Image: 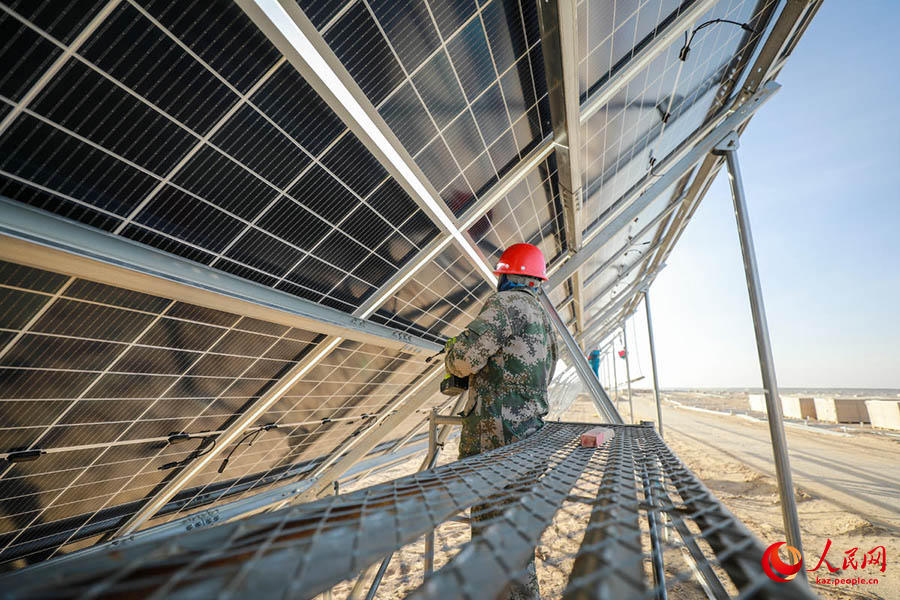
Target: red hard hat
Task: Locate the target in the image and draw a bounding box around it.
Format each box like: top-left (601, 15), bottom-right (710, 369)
top-left (494, 243), bottom-right (547, 280)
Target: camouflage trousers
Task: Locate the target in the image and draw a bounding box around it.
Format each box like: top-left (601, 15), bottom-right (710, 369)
top-left (469, 472), bottom-right (542, 600)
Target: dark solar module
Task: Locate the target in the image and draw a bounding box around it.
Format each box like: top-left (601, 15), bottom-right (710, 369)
top-left (399, 211), bottom-right (441, 248)
top-left (446, 18), bottom-right (496, 101)
top-left (281, 256), bottom-right (349, 299)
top-left (32, 298), bottom-right (157, 342)
top-left (500, 56), bottom-right (536, 114)
top-left (31, 59), bottom-right (197, 176)
top-left (313, 231), bottom-right (372, 274)
top-left (471, 83), bottom-right (510, 145)
top-left (254, 196), bottom-right (333, 252)
top-left (222, 228), bottom-right (305, 277)
top-left (366, 179), bottom-right (430, 233)
top-left (428, 0), bottom-right (477, 39)
top-left (250, 62), bottom-right (346, 156)
top-left (463, 151), bottom-right (498, 199)
top-left (440, 176), bottom-right (474, 217)
top-left (377, 232), bottom-right (419, 268)
top-left (0, 180), bottom-right (120, 232)
top-left (380, 82), bottom-right (438, 156)
top-left (410, 51), bottom-right (467, 130)
top-left (209, 104), bottom-right (312, 189)
top-left (285, 163), bottom-right (358, 227)
top-left (4, 0), bottom-right (105, 44)
top-left (368, 0), bottom-right (441, 73)
top-left (80, 2), bottom-right (238, 135)
top-left (325, 2), bottom-right (406, 106)
top-left (0, 14), bottom-right (62, 102)
top-left (329, 273), bottom-right (378, 307)
top-left (119, 224), bottom-right (219, 265)
top-left (169, 144), bottom-right (279, 221)
top-left (139, 0), bottom-right (281, 93)
top-left (295, 0), bottom-right (347, 30)
top-left (65, 279), bottom-right (170, 312)
top-left (488, 130), bottom-right (520, 178)
top-left (5, 335), bottom-right (122, 373)
top-left (442, 111), bottom-right (484, 171)
top-left (0, 263), bottom-right (66, 294)
top-left (319, 132), bottom-right (388, 197)
top-left (340, 204), bottom-right (394, 253)
top-left (481, 0), bottom-right (530, 72)
top-left (417, 137), bottom-right (459, 192)
top-left (214, 259), bottom-right (281, 288)
top-left (0, 115), bottom-right (158, 218)
top-left (352, 252), bottom-right (397, 288)
top-left (130, 186), bottom-right (246, 255)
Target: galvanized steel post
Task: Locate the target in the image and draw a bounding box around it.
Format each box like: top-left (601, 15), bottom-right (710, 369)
top-left (623, 324), bottom-right (634, 424)
top-left (538, 288), bottom-right (623, 423)
top-left (643, 290), bottom-right (664, 438)
top-left (713, 131), bottom-right (804, 561)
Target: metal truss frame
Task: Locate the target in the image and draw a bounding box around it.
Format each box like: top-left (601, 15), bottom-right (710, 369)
top-left (0, 423), bottom-right (818, 600)
top-left (0, 199), bottom-right (440, 355)
top-left (0, 0), bottom-right (818, 559)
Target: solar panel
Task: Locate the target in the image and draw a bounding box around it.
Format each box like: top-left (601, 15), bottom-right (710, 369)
top-left (0, 0), bottom-right (814, 573)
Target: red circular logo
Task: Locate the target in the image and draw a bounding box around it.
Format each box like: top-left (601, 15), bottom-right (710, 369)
top-left (762, 542), bottom-right (803, 582)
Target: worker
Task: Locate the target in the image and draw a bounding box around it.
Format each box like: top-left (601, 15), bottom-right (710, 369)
top-left (444, 242), bottom-right (558, 600)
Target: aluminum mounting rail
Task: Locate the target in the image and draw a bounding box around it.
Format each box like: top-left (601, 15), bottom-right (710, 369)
top-left (548, 81), bottom-right (780, 292)
top-left (0, 198), bottom-right (441, 355)
top-left (537, 0), bottom-right (586, 337)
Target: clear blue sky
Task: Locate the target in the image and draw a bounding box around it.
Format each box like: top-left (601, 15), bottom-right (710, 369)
top-left (619, 1), bottom-right (900, 389)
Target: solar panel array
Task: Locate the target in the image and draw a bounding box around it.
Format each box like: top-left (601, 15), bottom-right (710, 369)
top-left (0, 0), bottom-right (807, 570)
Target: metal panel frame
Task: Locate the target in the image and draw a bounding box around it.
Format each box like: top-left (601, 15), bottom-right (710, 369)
top-left (537, 0), bottom-right (586, 337)
top-left (0, 199), bottom-right (441, 354)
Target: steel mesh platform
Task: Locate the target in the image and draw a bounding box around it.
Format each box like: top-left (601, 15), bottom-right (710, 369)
top-left (0, 422), bottom-right (815, 599)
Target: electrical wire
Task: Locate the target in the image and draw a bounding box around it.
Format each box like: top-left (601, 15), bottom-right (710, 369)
top-left (680, 19), bottom-right (755, 62)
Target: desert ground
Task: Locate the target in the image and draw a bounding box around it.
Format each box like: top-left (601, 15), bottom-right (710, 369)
top-left (332, 390), bottom-right (899, 599)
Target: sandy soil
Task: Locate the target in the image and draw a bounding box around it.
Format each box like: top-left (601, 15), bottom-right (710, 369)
top-left (330, 391), bottom-right (898, 599)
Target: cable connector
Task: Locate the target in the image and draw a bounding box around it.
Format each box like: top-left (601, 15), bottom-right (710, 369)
top-left (6, 449), bottom-right (45, 463)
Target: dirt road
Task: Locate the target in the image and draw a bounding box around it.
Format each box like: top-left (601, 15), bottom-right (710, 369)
top-left (635, 396), bottom-right (900, 531)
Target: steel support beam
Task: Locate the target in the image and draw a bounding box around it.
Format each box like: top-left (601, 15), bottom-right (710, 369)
top-left (537, 0), bottom-right (586, 337)
top-left (713, 132), bottom-right (804, 560)
top-left (642, 290), bottom-right (664, 439)
top-left (538, 288), bottom-right (622, 423)
top-left (579, 0), bottom-right (718, 125)
top-left (0, 198), bottom-right (439, 354)
top-left (295, 364), bottom-right (446, 502)
top-left (623, 324), bottom-right (634, 424)
top-left (549, 82), bottom-right (779, 292)
top-left (111, 336), bottom-right (344, 537)
top-left (237, 0), bottom-right (495, 282)
top-left (580, 267), bottom-right (664, 336)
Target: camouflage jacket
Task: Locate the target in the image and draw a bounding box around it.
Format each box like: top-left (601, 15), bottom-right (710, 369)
top-left (445, 287), bottom-right (558, 459)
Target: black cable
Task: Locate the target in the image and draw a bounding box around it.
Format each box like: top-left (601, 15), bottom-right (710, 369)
top-left (679, 18), bottom-right (755, 62)
top-left (159, 437), bottom-right (216, 471)
top-left (217, 424), bottom-right (278, 474)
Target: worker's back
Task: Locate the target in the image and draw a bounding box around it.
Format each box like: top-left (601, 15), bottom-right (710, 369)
top-left (445, 286), bottom-right (557, 459)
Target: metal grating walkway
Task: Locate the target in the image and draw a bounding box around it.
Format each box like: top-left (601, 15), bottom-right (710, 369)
top-left (0, 422), bottom-right (815, 599)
